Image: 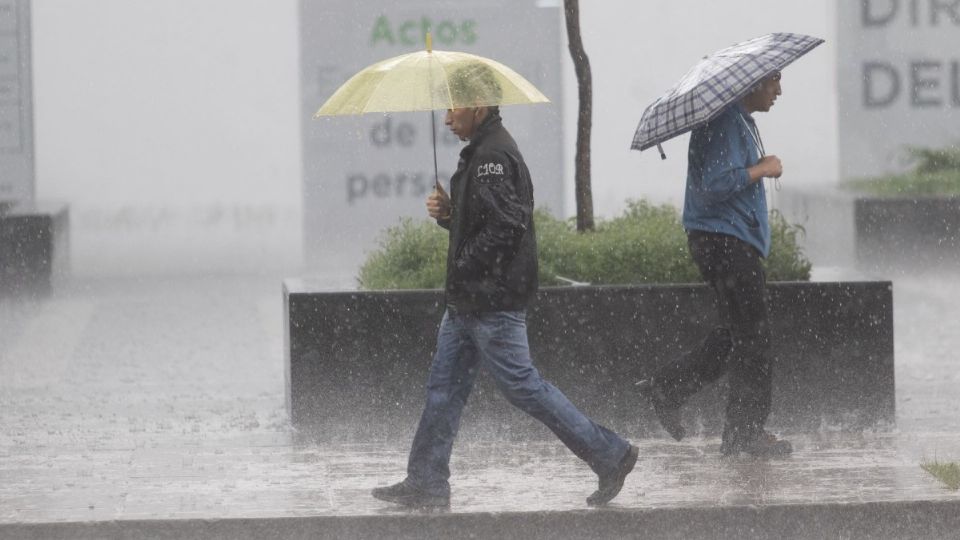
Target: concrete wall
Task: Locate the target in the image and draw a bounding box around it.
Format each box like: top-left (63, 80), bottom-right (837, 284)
top-left (837, 0), bottom-right (960, 180)
top-left (0, 0), bottom-right (35, 205)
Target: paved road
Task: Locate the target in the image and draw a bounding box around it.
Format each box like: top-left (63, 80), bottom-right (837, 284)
top-left (1, 270), bottom-right (957, 528)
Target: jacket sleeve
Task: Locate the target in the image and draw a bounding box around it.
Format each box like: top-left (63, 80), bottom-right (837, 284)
top-left (688, 112), bottom-right (752, 203)
top-left (454, 151), bottom-right (530, 277)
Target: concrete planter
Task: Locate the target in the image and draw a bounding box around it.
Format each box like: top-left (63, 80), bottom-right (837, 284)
top-left (780, 185), bottom-right (960, 271)
top-left (284, 280), bottom-right (894, 443)
top-left (854, 196), bottom-right (960, 267)
top-left (0, 202), bottom-right (70, 297)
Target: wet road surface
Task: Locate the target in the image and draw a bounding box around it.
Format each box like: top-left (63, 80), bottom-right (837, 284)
top-left (1, 271), bottom-right (958, 532)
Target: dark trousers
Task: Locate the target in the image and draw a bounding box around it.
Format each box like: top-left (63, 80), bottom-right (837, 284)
top-left (655, 230), bottom-right (772, 449)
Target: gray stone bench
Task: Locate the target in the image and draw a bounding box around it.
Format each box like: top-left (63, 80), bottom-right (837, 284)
top-left (780, 185), bottom-right (960, 271)
top-left (0, 202), bottom-right (69, 297)
top-left (284, 280), bottom-right (894, 442)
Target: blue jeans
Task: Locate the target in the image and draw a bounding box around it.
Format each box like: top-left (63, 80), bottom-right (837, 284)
top-left (405, 309), bottom-right (630, 496)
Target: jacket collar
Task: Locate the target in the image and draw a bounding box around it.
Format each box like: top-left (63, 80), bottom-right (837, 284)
top-left (457, 109), bottom-right (502, 169)
top-left (463, 110), bottom-right (502, 152)
top-left (734, 102), bottom-right (754, 122)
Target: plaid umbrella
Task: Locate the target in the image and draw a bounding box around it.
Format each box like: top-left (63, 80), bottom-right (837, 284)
top-left (631, 32), bottom-right (824, 158)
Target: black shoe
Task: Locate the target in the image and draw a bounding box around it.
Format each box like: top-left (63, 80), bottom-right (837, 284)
top-left (586, 445), bottom-right (639, 506)
top-left (721, 431), bottom-right (793, 458)
top-left (636, 379), bottom-right (686, 441)
top-left (371, 480), bottom-right (450, 508)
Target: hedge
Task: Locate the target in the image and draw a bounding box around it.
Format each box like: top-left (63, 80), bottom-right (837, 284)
top-left (358, 199), bottom-right (811, 289)
top-left (844, 146), bottom-right (960, 196)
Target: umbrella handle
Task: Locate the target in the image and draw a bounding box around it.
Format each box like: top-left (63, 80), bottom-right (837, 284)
top-left (431, 108), bottom-right (441, 191)
top-left (657, 143), bottom-right (666, 160)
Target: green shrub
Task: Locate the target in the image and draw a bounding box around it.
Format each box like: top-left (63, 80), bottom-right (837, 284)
top-left (844, 146), bottom-right (960, 196)
top-left (535, 201), bottom-right (700, 285)
top-left (921, 460), bottom-right (960, 490)
top-left (766, 210), bottom-right (814, 282)
top-left (358, 200), bottom-right (811, 290)
top-left (357, 217), bottom-right (447, 290)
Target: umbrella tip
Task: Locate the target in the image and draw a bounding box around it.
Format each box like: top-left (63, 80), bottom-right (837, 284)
top-left (426, 32), bottom-right (432, 53)
top-left (657, 143), bottom-right (666, 160)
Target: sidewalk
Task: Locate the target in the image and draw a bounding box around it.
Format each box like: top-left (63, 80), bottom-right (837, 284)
top-left (1, 271), bottom-right (958, 539)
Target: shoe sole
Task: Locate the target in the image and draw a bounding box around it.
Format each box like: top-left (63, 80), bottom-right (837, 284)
top-left (372, 490), bottom-right (449, 508)
top-left (721, 445), bottom-right (793, 459)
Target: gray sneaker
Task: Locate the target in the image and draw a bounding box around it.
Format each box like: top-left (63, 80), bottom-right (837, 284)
top-left (722, 431), bottom-right (793, 458)
top-left (636, 379), bottom-right (686, 441)
top-left (371, 480), bottom-right (450, 508)
top-left (586, 445), bottom-right (639, 506)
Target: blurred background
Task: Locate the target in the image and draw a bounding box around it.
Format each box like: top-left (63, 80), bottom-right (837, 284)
top-left (22, 0), bottom-right (842, 281)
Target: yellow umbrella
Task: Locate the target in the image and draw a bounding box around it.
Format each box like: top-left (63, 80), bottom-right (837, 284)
top-left (314, 35), bottom-right (549, 116)
top-left (314, 34), bottom-right (549, 189)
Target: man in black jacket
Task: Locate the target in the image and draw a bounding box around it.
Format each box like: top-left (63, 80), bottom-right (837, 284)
top-left (372, 62), bottom-right (638, 508)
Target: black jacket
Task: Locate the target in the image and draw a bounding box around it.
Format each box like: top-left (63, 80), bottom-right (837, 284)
top-left (437, 112), bottom-right (538, 313)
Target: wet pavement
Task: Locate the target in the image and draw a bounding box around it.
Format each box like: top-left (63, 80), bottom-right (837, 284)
top-left (1, 270), bottom-right (959, 538)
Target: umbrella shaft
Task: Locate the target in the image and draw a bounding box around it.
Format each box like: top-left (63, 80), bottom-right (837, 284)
top-left (431, 109), bottom-right (440, 190)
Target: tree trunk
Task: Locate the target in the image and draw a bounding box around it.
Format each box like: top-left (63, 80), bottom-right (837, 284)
top-left (564, 0), bottom-right (594, 231)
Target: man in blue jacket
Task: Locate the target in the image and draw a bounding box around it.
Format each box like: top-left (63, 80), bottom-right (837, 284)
top-left (640, 71), bottom-right (792, 458)
top-left (372, 62), bottom-right (638, 508)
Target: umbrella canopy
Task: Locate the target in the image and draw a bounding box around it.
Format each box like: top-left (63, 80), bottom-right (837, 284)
top-left (314, 47), bottom-right (549, 116)
top-left (630, 32), bottom-right (824, 157)
top-left (314, 35), bottom-right (549, 191)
